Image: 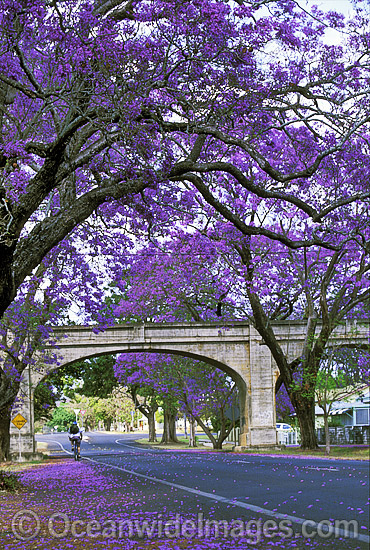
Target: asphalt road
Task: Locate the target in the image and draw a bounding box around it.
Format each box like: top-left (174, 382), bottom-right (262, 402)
top-left (36, 432), bottom-right (369, 548)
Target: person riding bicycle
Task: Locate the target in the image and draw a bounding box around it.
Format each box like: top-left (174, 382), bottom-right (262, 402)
top-left (68, 421), bottom-right (83, 458)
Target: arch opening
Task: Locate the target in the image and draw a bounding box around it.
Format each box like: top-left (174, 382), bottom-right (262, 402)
top-left (30, 348), bottom-right (248, 451)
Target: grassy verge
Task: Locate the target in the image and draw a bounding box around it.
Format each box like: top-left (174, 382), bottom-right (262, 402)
top-left (0, 461), bottom-right (45, 493)
top-left (37, 441), bottom-right (49, 453)
top-left (0, 454), bottom-right (50, 492)
top-left (134, 437), bottom-right (193, 450)
top-left (135, 437), bottom-right (233, 452)
top-left (135, 438), bottom-right (369, 460)
top-left (241, 445), bottom-right (369, 460)
top-left (0, 459), bottom-right (46, 473)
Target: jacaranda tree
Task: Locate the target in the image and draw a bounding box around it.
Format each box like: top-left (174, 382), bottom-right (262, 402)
top-left (114, 219), bottom-right (369, 449)
top-left (0, 1), bottom-right (369, 454)
top-left (114, 352), bottom-right (238, 449)
top-left (1, 0), bottom-right (369, 316)
top-left (0, 237), bottom-right (113, 460)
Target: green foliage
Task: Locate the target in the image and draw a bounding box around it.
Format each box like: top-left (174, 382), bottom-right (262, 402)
top-left (78, 356), bottom-right (118, 398)
top-left (46, 363), bottom-right (84, 400)
top-left (33, 381), bottom-right (59, 422)
top-left (43, 356), bottom-right (118, 401)
top-left (36, 354), bottom-right (130, 432)
top-left (0, 471), bottom-right (22, 492)
top-left (67, 395), bottom-right (99, 430)
top-left (327, 418), bottom-right (344, 428)
top-left (209, 414), bottom-right (229, 433)
top-left (316, 348), bottom-right (369, 411)
top-left (46, 405), bottom-right (75, 431)
top-left (68, 389), bottom-right (133, 430)
top-left (35, 355), bottom-right (120, 428)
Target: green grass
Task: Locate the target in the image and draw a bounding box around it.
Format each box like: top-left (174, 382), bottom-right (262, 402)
top-left (242, 445), bottom-right (369, 460)
top-left (135, 436), bottom-right (234, 451)
top-left (0, 456), bottom-right (51, 492)
top-left (134, 437), bottom-right (191, 449)
top-left (0, 459), bottom-right (46, 472)
top-left (135, 438), bottom-right (368, 460)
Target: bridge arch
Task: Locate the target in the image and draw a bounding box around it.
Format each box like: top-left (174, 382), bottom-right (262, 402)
top-left (32, 343), bottom-right (250, 455)
top-left (10, 320), bottom-right (369, 457)
top-left (43, 347), bottom-right (244, 382)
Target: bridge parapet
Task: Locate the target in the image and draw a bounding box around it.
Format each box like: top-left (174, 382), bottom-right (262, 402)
top-left (9, 319), bottom-right (369, 457)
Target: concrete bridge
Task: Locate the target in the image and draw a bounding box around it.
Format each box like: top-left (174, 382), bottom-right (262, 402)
top-left (10, 320), bottom-right (369, 457)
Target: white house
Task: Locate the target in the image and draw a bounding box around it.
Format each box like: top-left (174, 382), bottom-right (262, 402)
top-left (315, 385), bottom-right (370, 428)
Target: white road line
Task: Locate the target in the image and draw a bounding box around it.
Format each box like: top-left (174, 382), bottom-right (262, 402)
top-left (82, 454), bottom-right (369, 544)
top-left (115, 439), bottom-right (156, 451)
top-left (42, 440), bottom-right (73, 456)
top-left (41, 439), bottom-right (369, 544)
top-left (307, 467), bottom-right (339, 471)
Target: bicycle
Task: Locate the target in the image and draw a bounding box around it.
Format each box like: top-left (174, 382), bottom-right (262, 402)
top-left (71, 436), bottom-right (81, 461)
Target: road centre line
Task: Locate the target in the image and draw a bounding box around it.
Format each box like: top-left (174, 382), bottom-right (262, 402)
top-left (83, 455), bottom-right (369, 544)
top-left (42, 440), bottom-right (369, 545)
top-left (306, 467), bottom-right (339, 471)
top-left (115, 439), bottom-right (157, 452)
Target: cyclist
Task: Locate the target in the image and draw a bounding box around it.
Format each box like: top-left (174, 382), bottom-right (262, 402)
top-left (68, 421), bottom-right (83, 458)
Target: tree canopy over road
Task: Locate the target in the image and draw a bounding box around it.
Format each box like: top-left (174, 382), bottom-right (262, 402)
top-left (0, 0), bottom-right (369, 458)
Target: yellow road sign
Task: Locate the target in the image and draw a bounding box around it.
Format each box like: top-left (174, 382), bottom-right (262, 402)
top-left (12, 413), bottom-right (27, 430)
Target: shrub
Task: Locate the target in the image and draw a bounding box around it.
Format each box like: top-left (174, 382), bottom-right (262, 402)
top-left (0, 470), bottom-right (22, 492)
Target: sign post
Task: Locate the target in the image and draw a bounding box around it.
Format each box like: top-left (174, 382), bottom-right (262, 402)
top-left (73, 409), bottom-right (80, 423)
top-left (12, 414), bottom-right (27, 461)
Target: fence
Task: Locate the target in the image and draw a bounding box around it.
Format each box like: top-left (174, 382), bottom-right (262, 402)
top-left (277, 430), bottom-right (300, 445)
top-left (316, 426), bottom-right (369, 445)
top-left (222, 428), bottom-right (300, 446)
top-left (201, 426), bottom-right (369, 446)
top-left (224, 427), bottom-right (240, 445)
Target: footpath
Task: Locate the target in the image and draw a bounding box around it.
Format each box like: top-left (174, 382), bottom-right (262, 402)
top-left (0, 458), bottom-right (197, 550)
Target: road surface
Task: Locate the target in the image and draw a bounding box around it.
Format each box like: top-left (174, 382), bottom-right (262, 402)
top-left (36, 432), bottom-right (369, 549)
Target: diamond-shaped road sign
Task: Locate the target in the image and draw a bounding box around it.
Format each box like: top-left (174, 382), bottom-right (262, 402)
top-left (12, 413), bottom-right (27, 430)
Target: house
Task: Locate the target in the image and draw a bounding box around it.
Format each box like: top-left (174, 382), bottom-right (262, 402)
top-left (315, 384), bottom-right (370, 428)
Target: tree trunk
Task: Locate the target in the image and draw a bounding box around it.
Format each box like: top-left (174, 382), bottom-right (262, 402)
top-left (160, 409), bottom-right (178, 444)
top-left (213, 438), bottom-right (223, 450)
top-left (0, 367), bottom-right (21, 461)
top-left (242, 255), bottom-right (324, 451)
top-left (324, 413), bottom-right (330, 455)
top-left (0, 407), bottom-right (11, 461)
top-left (130, 389), bottom-right (158, 442)
top-left (147, 411), bottom-right (157, 443)
top-left (293, 396), bottom-right (318, 449)
top-left (105, 419), bottom-right (111, 431)
top-left (0, 241), bottom-right (16, 319)
top-left (188, 412), bottom-right (232, 450)
top-left (214, 422), bottom-right (232, 449)
top-left (136, 404), bottom-right (158, 442)
top-left (188, 417), bottom-right (197, 447)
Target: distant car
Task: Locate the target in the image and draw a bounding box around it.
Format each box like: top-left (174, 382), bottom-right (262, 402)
top-left (276, 423), bottom-right (293, 432)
